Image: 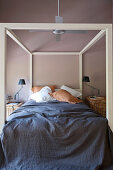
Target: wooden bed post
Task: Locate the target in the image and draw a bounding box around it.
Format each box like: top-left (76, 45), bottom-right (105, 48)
top-left (80, 30), bottom-right (105, 54)
top-left (79, 53), bottom-right (82, 94)
top-left (106, 26), bottom-right (113, 131)
top-left (32, 52), bottom-right (79, 55)
top-left (6, 29), bottom-right (31, 54)
top-left (0, 26), bottom-right (6, 132)
top-left (0, 23), bottom-right (112, 132)
top-left (30, 53), bottom-right (33, 90)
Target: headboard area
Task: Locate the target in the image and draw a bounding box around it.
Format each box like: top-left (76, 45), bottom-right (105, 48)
top-left (33, 54), bottom-right (79, 89)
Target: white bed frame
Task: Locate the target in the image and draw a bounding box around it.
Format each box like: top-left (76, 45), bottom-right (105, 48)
top-left (0, 23), bottom-right (112, 132)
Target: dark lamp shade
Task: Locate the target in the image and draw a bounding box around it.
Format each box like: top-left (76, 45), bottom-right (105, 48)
top-left (18, 79), bottom-right (26, 85)
top-left (82, 76), bottom-right (90, 82)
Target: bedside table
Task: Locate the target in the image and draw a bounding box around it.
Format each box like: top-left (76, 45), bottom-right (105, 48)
top-left (85, 96), bottom-right (106, 117)
top-left (6, 102), bottom-right (23, 119)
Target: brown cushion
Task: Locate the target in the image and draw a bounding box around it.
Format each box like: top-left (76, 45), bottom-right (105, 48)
top-left (49, 89), bottom-right (82, 104)
top-left (32, 85), bottom-right (56, 93)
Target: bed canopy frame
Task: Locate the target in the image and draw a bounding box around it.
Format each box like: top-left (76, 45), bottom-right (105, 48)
top-left (0, 23), bottom-right (112, 132)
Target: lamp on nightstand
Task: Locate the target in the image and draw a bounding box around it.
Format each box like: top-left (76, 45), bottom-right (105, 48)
top-left (82, 76), bottom-right (100, 96)
top-left (14, 79), bottom-right (26, 102)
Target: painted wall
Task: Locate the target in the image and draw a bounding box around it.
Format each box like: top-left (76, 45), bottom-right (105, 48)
top-left (82, 36), bottom-right (106, 97)
top-left (33, 55), bottom-right (79, 88)
top-left (6, 36), bottom-right (30, 102)
top-left (0, 0), bottom-right (112, 23)
top-left (0, 0), bottom-right (112, 101)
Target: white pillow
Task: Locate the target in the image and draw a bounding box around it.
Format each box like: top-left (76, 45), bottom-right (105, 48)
top-left (29, 86), bottom-right (54, 102)
top-left (60, 85), bottom-right (82, 98)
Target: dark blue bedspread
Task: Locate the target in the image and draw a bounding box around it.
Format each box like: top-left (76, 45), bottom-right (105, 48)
top-left (0, 100), bottom-right (113, 170)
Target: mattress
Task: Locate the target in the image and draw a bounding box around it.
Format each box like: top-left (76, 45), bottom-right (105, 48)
top-left (0, 100), bottom-right (113, 170)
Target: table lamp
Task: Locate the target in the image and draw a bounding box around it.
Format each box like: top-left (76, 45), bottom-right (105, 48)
top-left (14, 79), bottom-right (26, 102)
top-left (82, 76), bottom-right (100, 96)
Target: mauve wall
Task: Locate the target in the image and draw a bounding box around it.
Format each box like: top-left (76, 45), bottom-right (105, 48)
top-left (82, 37), bottom-right (106, 97)
top-left (0, 0), bottom-right (112, 101)
top-left (33, 55), bottom-right (79, 88)
top-left (0, 0), bottom-right (112, 23)
top-left (6, 36), bottom-right (30, 102)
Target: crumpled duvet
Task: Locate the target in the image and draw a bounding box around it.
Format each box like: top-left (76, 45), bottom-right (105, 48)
top-left (0, 100), bottom-right (113, 170)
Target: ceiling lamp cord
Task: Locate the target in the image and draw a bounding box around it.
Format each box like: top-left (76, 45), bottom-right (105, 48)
top-left (58, 0), bottom-right (60, 16)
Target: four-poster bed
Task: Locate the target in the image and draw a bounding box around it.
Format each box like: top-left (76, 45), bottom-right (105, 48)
top-left (0, 23), bottom-right (112, 132)
top-left (0, 23), bottom-right (112, 169)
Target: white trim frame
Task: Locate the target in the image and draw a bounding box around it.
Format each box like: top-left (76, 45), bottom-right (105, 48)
top-left (106, 27), bottom-right (113, 130)
top-left (0, 26), bottom-right (6, 128)
top-left (80, 30), bottom-right (106, 55)
top-left (79, 53), bottom-right (82, 93)
top-left (30, 53), bottom-right (33, 90)
top-left (32, 52), bottom-right (79, 55)
top-left (0, 23), bottom-right (112, 132)
top-left (6, 29), bottom-right (32, 55)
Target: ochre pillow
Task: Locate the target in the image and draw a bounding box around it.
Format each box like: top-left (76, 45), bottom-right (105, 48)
top-left (32, 85), bottom-right (56, 93)
top-left (49, 89), bottom-right (82, 104)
